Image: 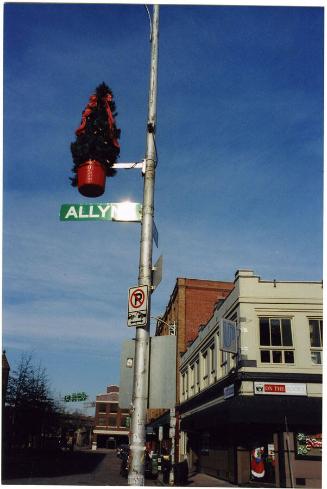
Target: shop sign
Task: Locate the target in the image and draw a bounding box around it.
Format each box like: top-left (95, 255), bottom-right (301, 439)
top-left (295, 433), bottom-right (322, 459)
top-left (254, 382), bottom-right (307, 396)
top-left (224, 384), bottom-right (235, 399)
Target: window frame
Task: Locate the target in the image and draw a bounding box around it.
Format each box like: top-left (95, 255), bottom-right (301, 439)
top-left (309, 318), bottom-right (323, 365)
top-left (98, 403), bottom-right (107, 414)
top-left (258, 317), bottom-right (295, 365)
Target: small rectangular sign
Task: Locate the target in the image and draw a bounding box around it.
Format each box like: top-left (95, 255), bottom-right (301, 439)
top-left (60, 203), bottom-right (142, 222)
top-left (219, 319), bottom-right (238, 354)
top-left (128, 285), bottom-right (149, 327)
top-left (254, 382), bottom-right (307, 396)
top-left (224, 384), bottom-right (235, 399)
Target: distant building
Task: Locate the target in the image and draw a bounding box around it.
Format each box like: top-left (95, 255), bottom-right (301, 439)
top-left (179, 270), bottom-right (322, 488)
top-left (93, 385), bottom-right (130, 449)
top-left (146, 278), bottom-right (234, 459)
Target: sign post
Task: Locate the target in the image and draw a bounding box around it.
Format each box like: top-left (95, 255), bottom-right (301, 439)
top-left (128, 5), bottom-right (159, 486)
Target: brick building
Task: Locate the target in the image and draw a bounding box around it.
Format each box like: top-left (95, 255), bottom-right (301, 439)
top-left (93, 385), bottom-right (130, 449)
top-left (147, 278), bottom-right (234, 460)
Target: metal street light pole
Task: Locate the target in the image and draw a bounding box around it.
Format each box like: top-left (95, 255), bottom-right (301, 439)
top-left (128, 5), bottom-right (159, 486)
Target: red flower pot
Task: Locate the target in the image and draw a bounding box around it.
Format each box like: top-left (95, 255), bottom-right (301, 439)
top-left (77, 160), bottom-right (106, 197)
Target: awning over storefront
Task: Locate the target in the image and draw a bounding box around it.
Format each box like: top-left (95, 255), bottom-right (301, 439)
top-left (180, 395), bottom-right (322, 432)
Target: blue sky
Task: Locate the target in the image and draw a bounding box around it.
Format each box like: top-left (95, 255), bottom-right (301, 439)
top-left (3, 3), bottom-right (323, 412)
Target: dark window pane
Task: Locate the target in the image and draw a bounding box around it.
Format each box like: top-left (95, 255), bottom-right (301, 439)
top-left (108, 415), bottom-right (116, 426)
top-left (309, 320), bottom-right (321, 347)
top-left (260, 318), bottom-right (270, 345)
top-left (320, 320), bottom-right (323, 345)
top-left (110, 403), bottom-right (118, 412)
top-left (261, 350), bottom-right (270, 363)
top-left (271, 319), bottom-right (282, 346)
top-left (284, 351), bottom-right (294, 364)
top-left (282, 319), bottom-right (293, 346)
top-left (120, 416), bottom-right (130, 427)
top-left (98, 403), bottom-right (106, 413)
top-left (272, 350), bottom-right (282, 363)
top-left (311, 351), bottom-right (322, 365)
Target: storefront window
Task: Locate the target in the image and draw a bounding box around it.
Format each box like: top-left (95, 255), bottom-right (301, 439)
top-left (295, 432), bottom-right (322, 460)
top-left (200, 432), bottom-right (210, 455)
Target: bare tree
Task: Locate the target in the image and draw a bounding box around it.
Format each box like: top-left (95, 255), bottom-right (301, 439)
top-left (4, 353), bottom-right (60, 449)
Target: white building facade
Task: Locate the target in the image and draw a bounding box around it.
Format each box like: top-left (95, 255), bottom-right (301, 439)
top-left (179, 270), bottom-right (322, 488)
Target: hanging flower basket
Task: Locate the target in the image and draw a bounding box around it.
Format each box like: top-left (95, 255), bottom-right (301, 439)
top-left (70, 82), bottom-right (121, 197)
top-left (77, 159), bottom-right (106, 197)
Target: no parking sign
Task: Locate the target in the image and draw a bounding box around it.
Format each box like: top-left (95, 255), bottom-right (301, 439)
top-left (127, 285), bottom-right (149, 327)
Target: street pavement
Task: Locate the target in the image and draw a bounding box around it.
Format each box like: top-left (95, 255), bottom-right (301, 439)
top-left (3, 448), bottom-right (128, 486)
top-left (2, 448), bottom-right (237, 487)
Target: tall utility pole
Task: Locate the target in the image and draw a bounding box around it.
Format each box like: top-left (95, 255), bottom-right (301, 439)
top-left (128, 5), bottom-right (159, 486)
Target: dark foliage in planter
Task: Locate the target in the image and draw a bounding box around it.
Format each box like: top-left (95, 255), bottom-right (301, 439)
top-left (70, 82), bottom-right (121, 186)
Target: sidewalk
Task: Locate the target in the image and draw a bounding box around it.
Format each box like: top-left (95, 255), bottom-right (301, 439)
top-left (154, 471), bottom-right (236, 487)
top-left (187, 471), bottom-right (236, 487)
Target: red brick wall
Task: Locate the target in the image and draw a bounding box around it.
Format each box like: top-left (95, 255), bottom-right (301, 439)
top-left (184, 280), bottom-right (233, 346)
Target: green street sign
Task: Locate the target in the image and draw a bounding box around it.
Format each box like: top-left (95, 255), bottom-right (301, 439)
top-left (60, 202), bottom-right (142, 222)
top-left (64, 392), bottom-right (88, 402)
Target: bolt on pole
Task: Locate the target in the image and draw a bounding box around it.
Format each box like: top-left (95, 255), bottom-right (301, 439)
top-left (128, 4), bottom-right (159, 486)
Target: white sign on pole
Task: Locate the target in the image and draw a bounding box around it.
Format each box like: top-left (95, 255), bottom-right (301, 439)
top-left (127, 285), bottom-right (149, 327)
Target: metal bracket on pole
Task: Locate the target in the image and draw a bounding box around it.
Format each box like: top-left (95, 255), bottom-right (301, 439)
top-left (112, 159), bottom-right (146, 174)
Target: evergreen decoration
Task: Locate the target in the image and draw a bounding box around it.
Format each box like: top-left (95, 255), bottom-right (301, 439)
top-left (70, 82), bottom-right (121, 186)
